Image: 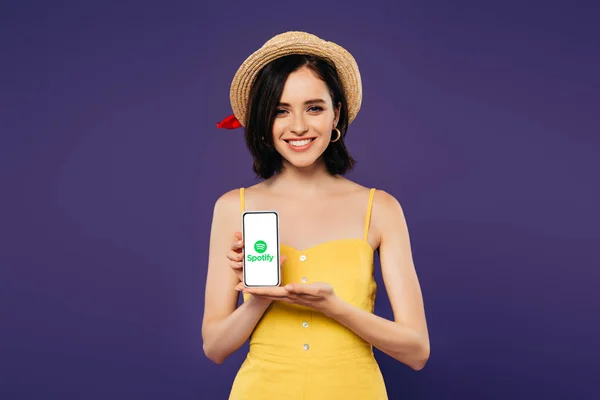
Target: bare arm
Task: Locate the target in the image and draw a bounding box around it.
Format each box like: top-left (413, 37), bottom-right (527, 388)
top-left (201, 190), bottom-right (272, 364)
top-left (325, 190), bottom-right (430, 370)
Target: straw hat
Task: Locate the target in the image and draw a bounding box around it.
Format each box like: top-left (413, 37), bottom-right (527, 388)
top-left (225, 31), bottom-right (363, 128)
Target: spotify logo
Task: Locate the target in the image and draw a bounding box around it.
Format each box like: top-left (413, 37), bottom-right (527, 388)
top-left (254, 240), bottom-right (267, 253)
top-left (247, 240), bottom-right (273, 263)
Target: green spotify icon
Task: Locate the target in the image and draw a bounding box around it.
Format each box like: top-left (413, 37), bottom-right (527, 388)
top-left (247, 239), bottom-right (274, 263)
top-left (254, 240), bottom-right (267, 253)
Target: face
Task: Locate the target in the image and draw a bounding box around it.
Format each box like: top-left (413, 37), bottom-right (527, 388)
top-left (272, 66), bottom-right (340, 170)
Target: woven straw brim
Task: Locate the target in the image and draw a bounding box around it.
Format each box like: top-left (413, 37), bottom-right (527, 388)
top-left (229, 31), bottom-right (362, 127)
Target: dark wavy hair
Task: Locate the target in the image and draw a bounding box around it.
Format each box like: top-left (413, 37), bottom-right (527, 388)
top-left (244, 54), bottom-right (356, 179)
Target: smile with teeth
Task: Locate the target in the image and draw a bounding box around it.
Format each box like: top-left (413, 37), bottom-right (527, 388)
top-left (285, 138), bottom-right (315, 147)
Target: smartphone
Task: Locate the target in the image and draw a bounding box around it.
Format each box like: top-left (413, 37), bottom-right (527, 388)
top-left (242, 211), bottom-right (280, 287)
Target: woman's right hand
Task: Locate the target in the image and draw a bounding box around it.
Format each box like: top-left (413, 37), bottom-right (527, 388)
top-left (226, 231), bottom-right (288, 292)
top-left (227, 232), bottom-right (244, 282)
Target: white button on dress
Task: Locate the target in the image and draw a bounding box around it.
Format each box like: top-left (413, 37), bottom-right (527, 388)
top-left (300, 255), bottom-right (307, 261)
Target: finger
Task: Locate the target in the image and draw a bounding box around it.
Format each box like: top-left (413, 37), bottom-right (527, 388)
top-left (242, 288), bottom-right (288, 297)
top-left (229, 259), bottom-right (243, 271)
top-left (230, 238), bottom-right (244, 251)
top-left (279, 254), bottom-right (287, 267)
top-left (234, 285), bottom-right (293, 303)
top-left (243, 287), bottom-right (289, 298)
top-left (284, 292), bottom-right (302, 301)
top-left (226, 249), bottom-right (243, 262)
top-left (236, 282), bottom-right (283, 292)
top-left (284, 283), bottom-right (321, 297)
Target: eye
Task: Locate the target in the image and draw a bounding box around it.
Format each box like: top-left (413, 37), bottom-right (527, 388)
top-left (308, 106), bottom-right (324, 113)
top-left (275, 109), bottom-right (288, 115)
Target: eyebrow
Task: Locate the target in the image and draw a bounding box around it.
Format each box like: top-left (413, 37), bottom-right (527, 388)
top-left (278, 99), bottom-right (327, 106)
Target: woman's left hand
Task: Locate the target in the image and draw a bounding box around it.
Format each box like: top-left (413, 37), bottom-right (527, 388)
top-left (235, 281), bottom-right (340, 315)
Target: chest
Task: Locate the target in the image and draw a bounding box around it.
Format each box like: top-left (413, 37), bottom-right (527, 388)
top-left (272, 199), bottom-right (367, 250)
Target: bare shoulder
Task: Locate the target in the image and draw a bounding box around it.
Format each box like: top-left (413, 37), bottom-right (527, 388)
top-left (212, 188), bottom-right (242, 216)
top-left (372, 189), bottom-right (404, 216)
top-left (371, 189), bottom-right (408, 240)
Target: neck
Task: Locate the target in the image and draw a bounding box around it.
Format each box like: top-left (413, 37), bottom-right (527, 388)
top-left (266, 159), bottom-right (340, 196)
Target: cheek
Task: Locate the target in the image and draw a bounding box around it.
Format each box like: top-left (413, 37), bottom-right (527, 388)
top-left (316, 112), bottom-right (335, 130)
top-left (271, 120), bottom-right (285, 138)
top-left (314, 120), bottom-right (333, 135)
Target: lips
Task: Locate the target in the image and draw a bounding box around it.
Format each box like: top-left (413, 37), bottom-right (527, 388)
top-left (283, 137), bottom-right (316, 152)
top-left (285, 138), bottom-right (315, 147)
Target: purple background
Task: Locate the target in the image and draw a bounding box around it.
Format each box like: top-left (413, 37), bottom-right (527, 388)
top-left (1, 1), bottom-right (599, 399)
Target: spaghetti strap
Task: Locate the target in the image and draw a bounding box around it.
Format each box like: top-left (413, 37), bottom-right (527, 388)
top-left (363, 188), bottom-right (376, 241)
top-left (239, 188), bottom-right (245, 213)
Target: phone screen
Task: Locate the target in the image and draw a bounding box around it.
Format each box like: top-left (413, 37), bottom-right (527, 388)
top-left (242, 211), bottom-right (280, 287)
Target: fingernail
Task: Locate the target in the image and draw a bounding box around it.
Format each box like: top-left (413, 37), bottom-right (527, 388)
top-left (237, 241), bottom-right (242, 246)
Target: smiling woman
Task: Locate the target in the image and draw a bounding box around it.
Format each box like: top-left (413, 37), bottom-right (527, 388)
top-left (244, 53), bottom-right (355, 179)
top-left (202, 31), bottom-right (430, 400)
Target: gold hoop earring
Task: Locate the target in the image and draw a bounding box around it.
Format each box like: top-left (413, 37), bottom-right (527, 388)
top-left (331, 128), bottom-right (341, 143)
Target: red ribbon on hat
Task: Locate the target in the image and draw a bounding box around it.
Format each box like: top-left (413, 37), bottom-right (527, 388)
top-left (216, 114), bottom-right (242, 129)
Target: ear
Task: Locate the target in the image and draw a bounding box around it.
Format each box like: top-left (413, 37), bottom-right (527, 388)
top-left (333, 102), bottom-right (342, 128)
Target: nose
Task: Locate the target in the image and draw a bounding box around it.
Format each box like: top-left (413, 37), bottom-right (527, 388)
top-left (289, 114), bottom-right (309, 135)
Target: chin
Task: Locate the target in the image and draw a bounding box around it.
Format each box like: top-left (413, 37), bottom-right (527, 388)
top-left (277, 151), bottom-right (323, 170)
top-left (287, 158), bottom-right (321, 169)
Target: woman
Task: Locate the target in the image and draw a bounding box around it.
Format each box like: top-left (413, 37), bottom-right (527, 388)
top-left (202, 31), bottom-right (429, 399)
